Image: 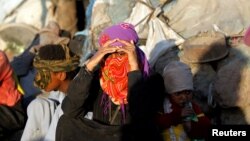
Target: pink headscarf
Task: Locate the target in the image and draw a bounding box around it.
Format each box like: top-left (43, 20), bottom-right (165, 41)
top-left (0, 51), bottom-right (22, 106)
top-left (98, 22), bottom-right (149, 77)
top-left (99, 23), bottom-right (149, 105)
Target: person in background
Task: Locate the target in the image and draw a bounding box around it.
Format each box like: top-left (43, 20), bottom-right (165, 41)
top-left (56, 22), bottom-right (150, 141)
top-left (20, 21), bottom-right (75, 141)
top-left (11, 21), bottom-right (71, 108)
top-left (21, 43), bottom-right (80, 141)
top-left (0, 50), bottom-right (26, 140)
top-left (155, 61), bottom-right (211, 141)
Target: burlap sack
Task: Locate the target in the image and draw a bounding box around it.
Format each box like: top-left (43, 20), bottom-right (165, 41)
top-left (214, 43), bottom-right (250, 108)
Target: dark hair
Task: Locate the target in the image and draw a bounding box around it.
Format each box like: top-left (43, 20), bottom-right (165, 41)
top-left (38, 44), bottom-right (80, 80)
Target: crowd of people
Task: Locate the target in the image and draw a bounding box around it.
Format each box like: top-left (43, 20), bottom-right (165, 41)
top-left (4, 20), bottom-right (249, 141)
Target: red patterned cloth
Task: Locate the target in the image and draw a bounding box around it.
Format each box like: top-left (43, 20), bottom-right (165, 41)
top-left (99, 23), bottom-right (149, 106)
top-left (0, 51), bottom-right (22, 106)
top-left (100, 53), bottom-right (129, 105)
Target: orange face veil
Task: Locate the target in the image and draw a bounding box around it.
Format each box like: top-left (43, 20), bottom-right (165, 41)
top-left (98, 23), bottom-right (149, 106)
top-left (100, 53), bottom-right (129, 105)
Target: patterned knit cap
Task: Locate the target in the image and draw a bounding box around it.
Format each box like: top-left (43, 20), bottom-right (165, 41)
top-left (163, 61), bottom-right (193, 94)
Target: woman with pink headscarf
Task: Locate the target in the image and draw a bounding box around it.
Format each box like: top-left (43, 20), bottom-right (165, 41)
top-left (56, 23), bottom-right (156, 141)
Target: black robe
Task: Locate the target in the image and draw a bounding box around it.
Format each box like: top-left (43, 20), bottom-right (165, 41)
top-left (56, 67), bottom-right (165, 141)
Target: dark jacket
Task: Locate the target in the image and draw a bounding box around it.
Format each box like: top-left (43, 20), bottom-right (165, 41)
top-left (121, 72), bottom-right (165, 141)
top-left (56, 67), bottom-right (144, 141)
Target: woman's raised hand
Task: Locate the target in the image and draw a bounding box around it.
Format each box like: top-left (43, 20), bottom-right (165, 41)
top-left (116, 39), bottom-right (139, 71)
top-left (85, 39), bottom-right (118, 72)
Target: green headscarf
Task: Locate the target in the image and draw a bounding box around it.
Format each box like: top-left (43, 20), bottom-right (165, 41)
top-left (33, 44), bottom-right (79, 89)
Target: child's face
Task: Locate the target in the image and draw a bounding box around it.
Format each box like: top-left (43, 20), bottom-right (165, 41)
top-left (170, 90), bottom-right (192, 107)
top-left (43, 72), bottom-right (62, 92)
